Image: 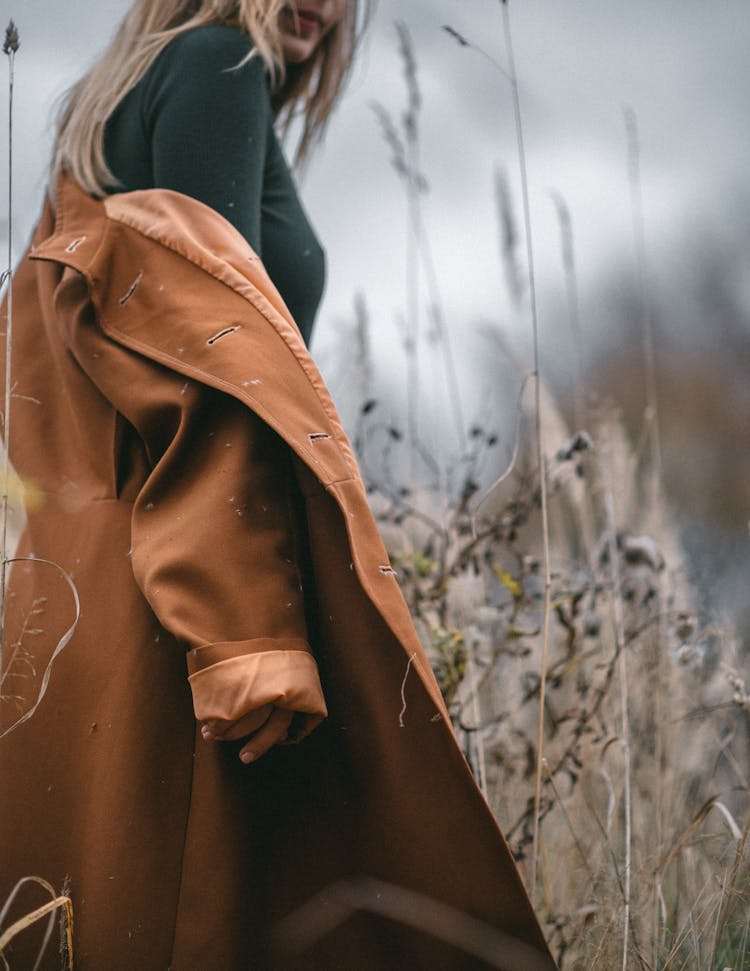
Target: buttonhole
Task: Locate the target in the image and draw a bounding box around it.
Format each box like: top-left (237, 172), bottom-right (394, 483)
top-left (65, 236), bottom-right (87, 253)
top-left (207, 324), bottom-right (241, 345)
top-left (118, 271), bottom-right (143, 305)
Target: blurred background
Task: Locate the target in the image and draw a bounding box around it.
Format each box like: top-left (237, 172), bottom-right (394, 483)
top-left (1, 0), bottom-right (748, 636)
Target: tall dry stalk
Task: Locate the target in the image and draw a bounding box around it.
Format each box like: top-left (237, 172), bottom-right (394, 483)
top-left (0, 557), bottom-right (81, 740)
top-left (398, 20), bottom-right (422, 465)
top-left (495, 167), bottom-right (523, 312)
top-left (549, 190), bottom-right (586, 431)
top-left (373, 24), bottom-right (466, 470)
top-left (624, 106), bottom-right (661, 483)
top-left (0, 20), bottom-right (19, 671)
top-left (498, 0), bottom-right (553, 901)
top-left (601, 461), bottom-right (633, 971)
top-left (414, 206), bottom-right (466, 455)
top-left (367, 14), bottom-right (750, 967)
top-left (708, 813), bottom-right (749, 969)
top-left (625, 106), bottom-right (672, 968)
top-left (0, 875), bottom-right (74, 970)
top-left (444, 0), bottom-right (556, 903)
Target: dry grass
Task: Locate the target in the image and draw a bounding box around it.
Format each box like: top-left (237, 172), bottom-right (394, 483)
top-left (351, 381), bottom-right (749, 969)
top-left (1, 6), bottom-right (747, 969)
top-left (0, 876), bottom-right (73, 971)
top-left (351, 8), bottom-right (750, 967)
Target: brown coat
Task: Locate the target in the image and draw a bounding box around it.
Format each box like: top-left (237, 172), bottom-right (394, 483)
top-left (0, 176), bottom-right (556, 970)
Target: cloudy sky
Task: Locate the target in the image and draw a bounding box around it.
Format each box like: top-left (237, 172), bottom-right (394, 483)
top-left (1, 0), bottom-right (749, 402)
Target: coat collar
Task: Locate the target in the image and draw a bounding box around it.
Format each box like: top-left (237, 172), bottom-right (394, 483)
top-left (31, 175), bottom-right (358, 487)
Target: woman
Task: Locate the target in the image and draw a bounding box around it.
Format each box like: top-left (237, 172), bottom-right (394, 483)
top-left (0, 3), bottom-right (557, 969)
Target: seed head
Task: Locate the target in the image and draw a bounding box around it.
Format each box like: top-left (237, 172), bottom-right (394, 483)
top-left (442, 25), bottom-right (469, 48)
top-left (3, 20), bottom-right (19, 55)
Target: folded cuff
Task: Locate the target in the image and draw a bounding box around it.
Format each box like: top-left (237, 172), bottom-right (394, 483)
top-left (187, 638), bottom-right (327, 743)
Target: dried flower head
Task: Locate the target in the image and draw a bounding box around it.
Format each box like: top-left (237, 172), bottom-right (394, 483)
top-left (3, 20), bottom-right (19, 56)
top-left (442, 25), bottom-right (470, 48)
top-left (556, 431), bottom-right (593, 462)
top-left (727, 670), bottom-right (750, 710)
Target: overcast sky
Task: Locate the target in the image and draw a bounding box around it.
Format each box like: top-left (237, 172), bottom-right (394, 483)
top-left (1, 0), bottom-right (749, 410)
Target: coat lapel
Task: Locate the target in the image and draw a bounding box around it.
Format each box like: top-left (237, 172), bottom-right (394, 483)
top-left (31, 176), bottom-right (358, 488)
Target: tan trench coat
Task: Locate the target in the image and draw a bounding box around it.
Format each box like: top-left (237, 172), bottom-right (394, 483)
top-left (0, 176), bottom-right (556, 970)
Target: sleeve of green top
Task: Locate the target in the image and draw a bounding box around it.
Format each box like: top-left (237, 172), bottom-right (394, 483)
top-left (141, 25), bottom-right (269, 254)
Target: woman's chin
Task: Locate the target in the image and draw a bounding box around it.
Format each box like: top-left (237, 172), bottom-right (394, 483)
top-left (280, 34), bottom-right (319, 65)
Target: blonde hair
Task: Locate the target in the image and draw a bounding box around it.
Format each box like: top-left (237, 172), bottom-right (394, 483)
top-left (54, 0), bottom-right (363, 197)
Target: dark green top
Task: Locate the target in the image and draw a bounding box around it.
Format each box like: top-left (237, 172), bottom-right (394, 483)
top-left (103, 24), bottom-right (325, 344)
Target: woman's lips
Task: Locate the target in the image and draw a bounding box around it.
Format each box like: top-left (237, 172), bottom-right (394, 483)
top-left (283, 7), bottom-right (323, 34)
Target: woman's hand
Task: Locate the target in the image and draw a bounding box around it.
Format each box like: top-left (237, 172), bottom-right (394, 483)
top-left (200, 704), bottom-right (295, 763)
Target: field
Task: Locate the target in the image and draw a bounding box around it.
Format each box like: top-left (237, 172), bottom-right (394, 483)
top-left (1, 6), bottom-right (749, 969)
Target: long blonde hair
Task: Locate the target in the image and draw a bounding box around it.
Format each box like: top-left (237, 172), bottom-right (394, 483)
top-left (54, 0), bottom-right (363, 197)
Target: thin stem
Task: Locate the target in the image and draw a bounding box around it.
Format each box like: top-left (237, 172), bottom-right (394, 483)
top-left (0, 557), bottom-right (81, 741)
top-left (442, 25), bottom-right (513, 82)
top-left (1, 38), bottom-right (16, 665)
top-left (626, 112), bottom-right (665, 958)
top-left (414, 205), bottom-right (466, 451)
top-left (602, 465), bottom-right (632, 971)
top-left (466, 636), bottom-right (488, 798)
top-left (549, 189), bottom-right (586, 430)
top-left (652, 573), bottom-right (666, 970)
top-left (470, 371), bottom-right (531, 535)
top-left (396, 21), bottom-right (422, 476)
top-left (500, 0), bottom-right (552, 902)
top-left (624, 107), bottom-right (661, 486)
top-left (542, 759), bottom-right (595, 878)
top-left (405, 153), bottom-right (420, 467)
top-left (708, 812), bottom-right (749, 968)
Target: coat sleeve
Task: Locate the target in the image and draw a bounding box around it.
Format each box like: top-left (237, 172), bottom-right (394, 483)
top-left (59, 268), bottom-right (327, 742)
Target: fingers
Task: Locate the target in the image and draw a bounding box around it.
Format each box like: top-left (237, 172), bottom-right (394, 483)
top-left (200, 705), bottom-right (295, 765)
top-left (239, 707), bottom-right (294, 764)
top-left (201, 702), bottom-right (273, 742)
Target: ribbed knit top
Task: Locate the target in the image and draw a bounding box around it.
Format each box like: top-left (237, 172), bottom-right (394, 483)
top-left (103, 24), bottom-right (325, 344)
